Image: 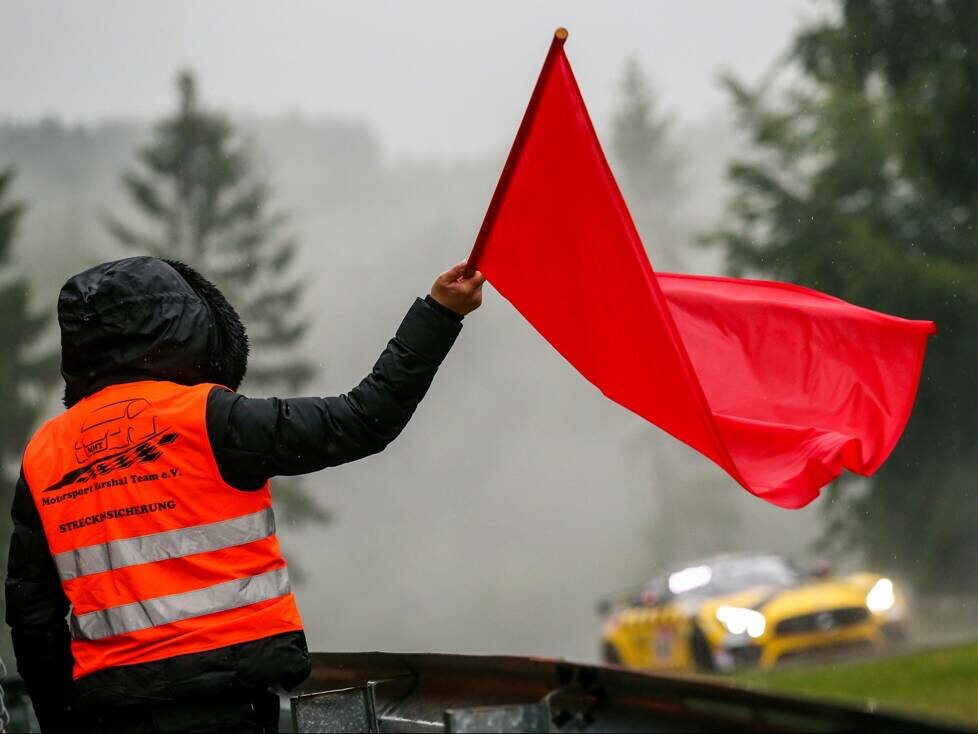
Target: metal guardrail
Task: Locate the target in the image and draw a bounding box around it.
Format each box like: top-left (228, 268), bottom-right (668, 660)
top-left (289, 652), bottom-right (969, 733)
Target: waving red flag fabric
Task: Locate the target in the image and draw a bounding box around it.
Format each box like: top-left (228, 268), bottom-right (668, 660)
top-left (468, 30), bottom-right (935, 508)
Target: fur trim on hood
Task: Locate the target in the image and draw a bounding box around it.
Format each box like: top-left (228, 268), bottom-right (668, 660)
top-left (58, 257), bottom-right (249, 406)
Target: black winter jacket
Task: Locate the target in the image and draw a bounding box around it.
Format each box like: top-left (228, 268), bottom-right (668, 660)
top-left (4, 257), bottom-right (463, 730)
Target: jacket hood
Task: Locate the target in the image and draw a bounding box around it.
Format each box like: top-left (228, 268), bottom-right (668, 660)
top-left (59, 256), bottom-right (249, 406)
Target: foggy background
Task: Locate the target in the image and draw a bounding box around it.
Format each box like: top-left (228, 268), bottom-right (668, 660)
top-left (1, 0), bottom-right (837, 662)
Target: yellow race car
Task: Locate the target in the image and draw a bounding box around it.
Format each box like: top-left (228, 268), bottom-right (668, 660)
top-left (598, 553), bottom-right (906, 672)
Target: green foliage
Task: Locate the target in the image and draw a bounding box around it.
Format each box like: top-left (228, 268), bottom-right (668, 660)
top-left (104, 70), bottom-right (315, 392)
top-left (611, 57), bottom-right (686, 270)
top-left (710, 0), bottom-right (978, 590)
top-left (0, 170), bottom-right (58, 481)
top-left (733, 640), bottom-right (978, 726)
top-left (0, 170), bottom-right (59, 662)
top-left (105, 72), bottom-right (326, 526)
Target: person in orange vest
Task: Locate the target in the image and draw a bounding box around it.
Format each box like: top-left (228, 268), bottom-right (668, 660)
top-left (5, 256), bottom-right (484, 733)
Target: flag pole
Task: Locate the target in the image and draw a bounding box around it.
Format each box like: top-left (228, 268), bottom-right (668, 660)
top-left (466, 28), bottom-right (569, 273)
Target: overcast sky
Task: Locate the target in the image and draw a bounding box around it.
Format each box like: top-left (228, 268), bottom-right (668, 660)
top-left (2, 0), bottom-right (819, 159)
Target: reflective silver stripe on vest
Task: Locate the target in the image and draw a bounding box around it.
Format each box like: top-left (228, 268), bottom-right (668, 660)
top-left (54, 508), bottom-right (275, 581)
top-left (70, 566), bottom-right (291, 641)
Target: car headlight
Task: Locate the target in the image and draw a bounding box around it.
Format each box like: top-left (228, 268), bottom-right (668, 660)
top-left (716, 606), bottom-right (766, 639)
top-left (866, 578), bottom-right (895, 613)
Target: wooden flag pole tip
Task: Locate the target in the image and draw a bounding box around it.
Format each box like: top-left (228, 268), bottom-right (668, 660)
top-left (554, 27), bottom-right (568, 41)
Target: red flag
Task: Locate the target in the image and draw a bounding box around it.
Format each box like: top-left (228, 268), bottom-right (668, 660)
top-left (468, 30), bottom-right (935, 508)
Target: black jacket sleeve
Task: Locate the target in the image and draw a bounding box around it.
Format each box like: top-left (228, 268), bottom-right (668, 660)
top-left (207, 297), bottom-right (463, 490)
top-left (5, 471), bottom-right (73, 732)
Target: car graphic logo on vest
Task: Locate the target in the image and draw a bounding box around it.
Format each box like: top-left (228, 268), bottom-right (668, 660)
top-left (43, 396), bottom-right (179, 494)
top-left (74, 398), bottom-right (158, 463)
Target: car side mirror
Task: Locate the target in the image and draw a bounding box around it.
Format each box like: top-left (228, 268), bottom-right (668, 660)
top-left (812, 559), bottom-right (832, 579)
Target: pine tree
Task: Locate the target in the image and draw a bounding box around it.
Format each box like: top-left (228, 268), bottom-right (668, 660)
top-left (104, 70), bottom-right (314, 390)
top-left (105, 71), bottom-right (327, 525)
top-left (0, 170), bottom-right (58, 482)
top-left (0, 169), bottom-right (59, 662)
top-left (610, 60), bottom-right (741, 564)
top-left (710, 0), bottom-right (978, 590)
top-left (611, 57), bottom-right (685, 271)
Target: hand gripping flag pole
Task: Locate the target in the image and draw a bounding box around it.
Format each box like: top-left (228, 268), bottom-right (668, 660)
top-left (467, 28), bottom-right (936, 509)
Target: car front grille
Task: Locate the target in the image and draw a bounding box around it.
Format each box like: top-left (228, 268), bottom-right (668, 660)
top-left (774, 607), bottom-right (869, 636)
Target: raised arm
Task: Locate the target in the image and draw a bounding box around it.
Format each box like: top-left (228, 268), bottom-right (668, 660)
top-left (207, 264), bottom-right (484, 490)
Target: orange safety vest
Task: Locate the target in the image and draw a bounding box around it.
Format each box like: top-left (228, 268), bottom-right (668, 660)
top-left (23, 380), bottom-right (303, 680)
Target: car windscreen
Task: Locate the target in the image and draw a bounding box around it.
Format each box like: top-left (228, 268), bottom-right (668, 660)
top-left (666, 556), bottom-right (800, 601)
